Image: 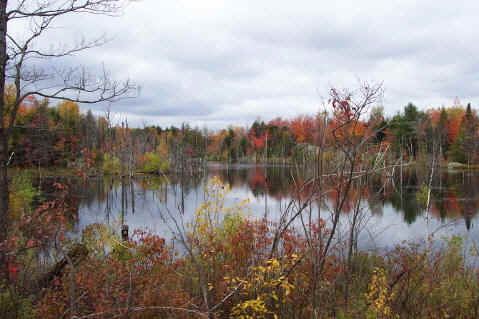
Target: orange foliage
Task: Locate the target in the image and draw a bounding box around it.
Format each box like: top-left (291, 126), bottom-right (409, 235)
top-left (290, 115), bottom-right (314, 143)
top-left (447, 107), bottom-right (465, 145)
top-left (428, 108), bottom-right (442, 128)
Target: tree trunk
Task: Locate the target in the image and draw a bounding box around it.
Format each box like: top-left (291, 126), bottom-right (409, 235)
top-left (0, 0), bottom-right (9, 281)
top-left (0, 134), bottom-right (8, 281)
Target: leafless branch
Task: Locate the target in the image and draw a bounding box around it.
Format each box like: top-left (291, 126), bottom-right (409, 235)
top-left (8, 0), bottom-right (126, 20)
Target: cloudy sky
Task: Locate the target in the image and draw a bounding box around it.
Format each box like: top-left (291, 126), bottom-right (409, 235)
top-left (11, 0), bottom-right (479, 128)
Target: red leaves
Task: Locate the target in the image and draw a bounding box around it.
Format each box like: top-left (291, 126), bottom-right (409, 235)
top-left (26, 239), bottom-right (35, 248)
top-left (448, 115), bottom-right (462, 145)
top-left (5, 183), bottom-right (70, 287)
top-left (249, 129), bottom-right (267, 150)
top-left (330, 89), bottom-right (355, 123)
top-left (8, 263), bottom-right (19, 281)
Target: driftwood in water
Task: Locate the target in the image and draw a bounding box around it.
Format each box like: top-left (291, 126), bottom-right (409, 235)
top-left (38, 243), bottom-right (89, 288)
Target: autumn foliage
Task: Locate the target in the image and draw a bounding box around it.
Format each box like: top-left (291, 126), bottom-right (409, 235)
top-left (2, 175), bottom-right (479, 318)
top-left (5, 87), bottom-right (479, 170)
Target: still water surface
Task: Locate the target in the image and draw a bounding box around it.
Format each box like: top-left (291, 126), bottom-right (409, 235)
top-left (69, 164), bottom-right (479, 250)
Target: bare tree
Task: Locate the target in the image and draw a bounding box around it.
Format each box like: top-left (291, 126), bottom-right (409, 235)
top-left (305, 81), bottom-right (384, 317)
top-left (0, 0), bottom-right (136, 280)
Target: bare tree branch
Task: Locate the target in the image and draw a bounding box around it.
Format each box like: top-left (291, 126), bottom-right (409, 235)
top-left (7, 0), bottom-right (126, 20)
top-left (0, 0), bottom-right (135, 283)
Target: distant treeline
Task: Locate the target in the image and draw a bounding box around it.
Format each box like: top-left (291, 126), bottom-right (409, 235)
top-left (5, 89), bottom-right (479, 171)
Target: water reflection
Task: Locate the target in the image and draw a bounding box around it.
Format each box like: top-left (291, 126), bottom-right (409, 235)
top-left (53, 165), bottom-right (479, 248)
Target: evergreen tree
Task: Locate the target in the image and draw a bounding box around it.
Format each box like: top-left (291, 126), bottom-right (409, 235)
top-left (390, 103), bottom-right (422, 159)
top-left (461, 103), bottom-right (477, 165)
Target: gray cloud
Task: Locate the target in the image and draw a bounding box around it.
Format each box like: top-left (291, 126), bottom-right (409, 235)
top-left (12, 0), bottom-right (479, 128)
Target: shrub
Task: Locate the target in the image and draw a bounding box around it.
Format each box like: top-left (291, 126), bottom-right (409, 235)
top-left (102, 153), bottom-right (120, 175)
top-left (9, 171), bottom-right (41, 217)
top-left (137, 152), bottom-right (169, 174)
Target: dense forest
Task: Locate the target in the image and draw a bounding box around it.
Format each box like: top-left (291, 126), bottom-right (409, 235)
top-left (6, 85), bottom-right (479, 176)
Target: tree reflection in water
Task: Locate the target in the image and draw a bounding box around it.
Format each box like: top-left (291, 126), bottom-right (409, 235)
top-left (53, 165), bottom-right (479, 246)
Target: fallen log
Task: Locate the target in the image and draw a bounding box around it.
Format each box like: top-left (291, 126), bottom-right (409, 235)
top-left (38, 243), bottom-right (89, 288)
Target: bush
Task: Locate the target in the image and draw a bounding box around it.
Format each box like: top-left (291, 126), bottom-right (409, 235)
top-left (102, 153), bottom-right (120, 175)
top-left (137, 152), bottom-right (169, 174)
top-left (9, 171), bottom-right (41, 218)
top-left (10, 177), bottom-right (479, 319)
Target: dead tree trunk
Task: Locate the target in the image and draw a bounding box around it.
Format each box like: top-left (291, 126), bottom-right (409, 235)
top-left (0, 0), bottom-right (8, 281)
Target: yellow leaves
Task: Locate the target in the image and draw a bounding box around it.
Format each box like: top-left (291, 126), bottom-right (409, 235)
top-left (281, 280), bottom-right (294, 297)
top-left (57, 100), bottom-right (80, 126)
top-left (187, 178), bottom-right (300, 318)
top-left (230, 256), bottom-right (296, 319)
top-left (365, 267), bottom-right (395, 317)
top-left (266, 258), bottom-right (280, 269)
top-left (231, 296), bottom-right (270, 319)
top-left (187, 176), bottom-right (250, 259)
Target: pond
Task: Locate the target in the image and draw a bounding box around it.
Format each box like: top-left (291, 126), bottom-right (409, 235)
top-left (53, 164), bottom-right (479, 250)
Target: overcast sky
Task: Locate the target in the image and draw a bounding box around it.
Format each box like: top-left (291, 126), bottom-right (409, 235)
top-left (14, 0), bottom-right (479, 128)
